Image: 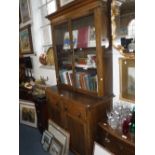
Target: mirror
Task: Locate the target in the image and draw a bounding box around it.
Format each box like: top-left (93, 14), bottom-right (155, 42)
top-left (111, 0), bottom-right (135, 57)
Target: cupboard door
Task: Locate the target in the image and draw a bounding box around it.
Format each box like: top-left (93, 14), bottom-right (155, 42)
top-left (71, 14), bottom-right (98, 94)
top-left (66, 114), bottom-right (87, 155)
top-left (46, 96), bottom-right (62, 127)
top-left (54, 22), bottom-right (74, 87)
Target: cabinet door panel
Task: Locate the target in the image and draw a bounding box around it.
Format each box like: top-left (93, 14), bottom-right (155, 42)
top-left (54, 22), bottom-right (74, 86)
top-left (47, 97), bottom-right (62, 127)
top-left (66, 114), bottom-right (87, 155)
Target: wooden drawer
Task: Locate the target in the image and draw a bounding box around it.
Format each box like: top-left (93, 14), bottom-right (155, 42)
top-left (103, 133), bottom-right (134, 155)
top-left (63, 98), bottom-right (86, 121)
top-left (98, 123), bottom-right (135, 155)
top-left (47, 93), bottom-right (61, 108)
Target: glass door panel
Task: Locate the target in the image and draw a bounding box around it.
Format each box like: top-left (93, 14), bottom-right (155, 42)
top-left (71, 14), bottom-right (98, 93)
top-left (54, 22), bottom-right (73, 86)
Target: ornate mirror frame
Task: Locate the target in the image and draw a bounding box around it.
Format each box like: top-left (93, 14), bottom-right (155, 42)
top-left (111, 0), bottom-right (135, 58)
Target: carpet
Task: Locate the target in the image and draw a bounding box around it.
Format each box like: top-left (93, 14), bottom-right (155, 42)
top-left (19, 124), bottom-right (74, 155)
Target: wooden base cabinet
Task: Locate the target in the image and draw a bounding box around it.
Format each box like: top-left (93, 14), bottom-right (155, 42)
top-left (46, 86), bottom-right (112, 155)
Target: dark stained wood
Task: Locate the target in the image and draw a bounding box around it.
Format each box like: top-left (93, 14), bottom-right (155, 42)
top-left (46, 1), bottom-right (113, 154)
top-left (47, 0), bottom-right (113, 97)
top-left (46, 86), bottom-right (112, 155)
top-left (97, 122), bottom-right (135, 155)
top-left (34, 97), bottom-right (48, 133)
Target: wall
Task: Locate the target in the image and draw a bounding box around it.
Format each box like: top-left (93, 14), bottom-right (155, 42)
top-left (20, 0), bottom-right (56, 86)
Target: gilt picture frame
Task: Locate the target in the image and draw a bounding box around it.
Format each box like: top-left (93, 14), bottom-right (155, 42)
top-left (19, 100), bottom-right (37, 128)
top-left (119, 58), bottom-right (135, 102)
top-left (19, 25), bottom-right (33, 55)
top-left (19, 0), bottom-right (31, 23)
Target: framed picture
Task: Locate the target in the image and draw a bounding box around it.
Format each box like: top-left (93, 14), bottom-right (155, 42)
top-left (19, 0), bottom-right (31, 23)
top-left (46, 47), bottom-right (55, 65)
top-left (48, 119), bottom-right (70, 155)
top-left (119, 58), bottom-right (135, 102)
top-left (19, 100), bottom-right (37, 128)
top-left (49, 137), bottom-right (63, 155)
top-left (93, 142), bottom-right (114, 155)
top-left (59, 0), bottom-right (75, 7)
top-left (19, 25), bottom-right (33, 55)
top-left (41, 130), bottom-right (53, 151)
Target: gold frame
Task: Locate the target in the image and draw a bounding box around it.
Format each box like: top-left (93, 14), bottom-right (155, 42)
top-left (19, 25), bottom-right (33, 55)
top-left (111, 0), bottom-right (135, 59)
top-left (119, 58), bottom-right (135, 102)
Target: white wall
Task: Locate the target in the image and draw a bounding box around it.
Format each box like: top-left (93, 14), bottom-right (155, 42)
top-left (21, 0), bottom-right (56, 86)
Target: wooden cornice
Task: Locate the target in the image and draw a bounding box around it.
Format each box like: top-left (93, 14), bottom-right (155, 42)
top-left (46, 0), bottom-right (107, 24)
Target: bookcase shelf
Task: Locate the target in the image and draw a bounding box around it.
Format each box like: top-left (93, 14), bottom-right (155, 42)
top-left (47, 0), bottom-right (112, 97)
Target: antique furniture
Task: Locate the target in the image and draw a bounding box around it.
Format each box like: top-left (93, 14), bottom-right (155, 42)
top-left (47, 0), bottom-right (113, 97)
top-left (46, 86), bottom-right (112, 155)
top-left (98, 122), bottom-right (135, 155)
top-left (46, 0), bottom-right (113, 154)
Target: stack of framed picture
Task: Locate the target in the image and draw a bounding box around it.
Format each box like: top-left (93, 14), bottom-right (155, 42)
top-left (41, 119), bottom-right (70, 155)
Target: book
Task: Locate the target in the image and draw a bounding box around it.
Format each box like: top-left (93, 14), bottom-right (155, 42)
top-left (77, 27), bottom-right (89, 48)
top-left (75, 72), bottom-right (81, 88)
top-left (67, 70), bottom-right (73, 86)
top-left (72, 30), bottom-right (78, 49)
top-left (88, 26), bottom-right (96, 47)
top-left (63, 32), bottom-right (70, 50)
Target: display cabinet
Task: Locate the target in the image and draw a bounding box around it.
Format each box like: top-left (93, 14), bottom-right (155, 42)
top-left (47, 0), bottom-right (113, 97)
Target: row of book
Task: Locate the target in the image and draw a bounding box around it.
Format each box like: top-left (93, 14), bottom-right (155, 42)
top-left (75, 72), bottom-right (98, 92)
top-left (63, 26), bottom-right (96, 50)
top-left (59, 70), bottom-right (73, 86)
top-left (59, 70), bottom-right (98, 92)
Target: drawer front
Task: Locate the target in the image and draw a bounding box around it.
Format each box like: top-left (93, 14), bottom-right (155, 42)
top-left (47, 93), bottom-right (61, 109)
top-left (99, 128), bottom-right (134, 155)
top-left (63, 99), bottom-right (86, 121)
